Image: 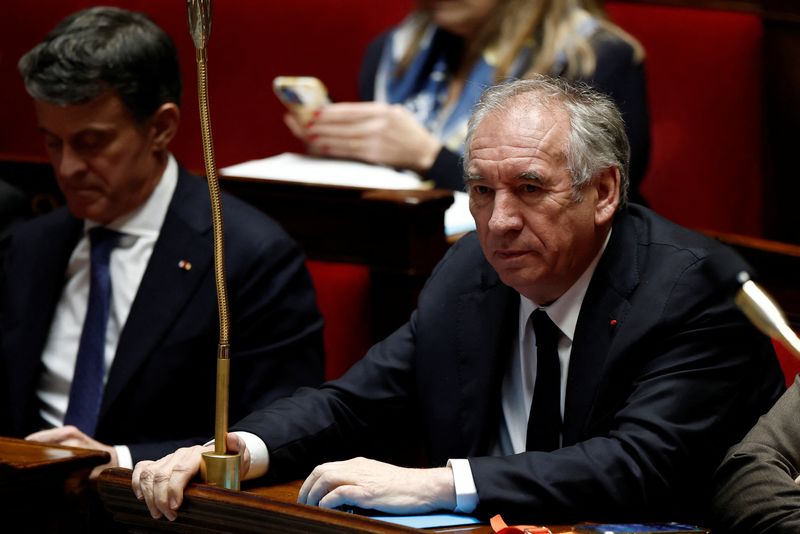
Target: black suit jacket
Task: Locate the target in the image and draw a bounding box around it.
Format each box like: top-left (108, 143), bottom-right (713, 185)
top-left (0, 169), bottom-right (324, 463)
top-left (233, 205), bottom-right (783, 524)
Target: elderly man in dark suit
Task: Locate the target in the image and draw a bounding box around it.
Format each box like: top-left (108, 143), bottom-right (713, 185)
top-left (0, 7), bottom-right (323, 475)
top-left (133, 75), bottom-right (783, 525)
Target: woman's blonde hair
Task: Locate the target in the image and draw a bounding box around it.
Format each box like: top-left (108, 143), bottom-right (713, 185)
top-left (401, 0), bottom-right (644, 82)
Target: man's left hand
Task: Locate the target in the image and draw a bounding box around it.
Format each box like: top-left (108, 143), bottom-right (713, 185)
top-left (298, 457), bottom-right (456, 514)
top-left (26, 425), bottom-right (118, 478)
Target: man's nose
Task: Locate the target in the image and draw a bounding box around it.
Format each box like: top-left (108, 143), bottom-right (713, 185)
top-left (487, 193), bottom-right (523, 233)
top-left (57, 145), bottom-right (87, 178)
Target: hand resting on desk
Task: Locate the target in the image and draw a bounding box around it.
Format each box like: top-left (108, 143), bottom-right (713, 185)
top-left (132, 433), bottom-right (252, 521)
top-left (132, 433), bottom-right (456, 521)
top-left (27, 425), bottom-right (118, 479)
top-left (298, 456), bottom-right (455, 514)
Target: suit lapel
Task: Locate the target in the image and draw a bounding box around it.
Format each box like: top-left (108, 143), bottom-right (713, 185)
top-left (453, 274), bottom-right (518, 457)
top-left (563, 213), bottom-right (640, 445)
top-left (101, 171), bottom-right (212, 414)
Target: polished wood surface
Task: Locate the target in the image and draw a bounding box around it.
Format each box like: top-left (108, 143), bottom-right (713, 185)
top-left (97, 467), bottom-right (576, 533)
top-left (0, 436), bottom-right (110, 530)
top-left (0, 435), bottom-right (108, 472)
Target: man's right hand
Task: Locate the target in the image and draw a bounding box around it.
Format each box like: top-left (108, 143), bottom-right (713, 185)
top-left (131, 433), bottom-right (250, 521)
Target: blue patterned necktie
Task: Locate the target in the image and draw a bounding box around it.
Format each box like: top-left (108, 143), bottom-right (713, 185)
top-left (526, 309), bottom-right (563, 452)
top-left (63, 227), bottom-right (121, 436)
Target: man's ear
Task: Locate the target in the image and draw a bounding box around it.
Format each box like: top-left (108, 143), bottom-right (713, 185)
top-left (593, 167), bottom-right (621, 225)
top-left (148, 102), bottom-right (180, 151)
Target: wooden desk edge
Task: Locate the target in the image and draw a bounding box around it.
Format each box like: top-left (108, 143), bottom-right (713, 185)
top-left (0, 436), bottom-right (109, 471)
top-left (98, 467), bottom-right (424, 533)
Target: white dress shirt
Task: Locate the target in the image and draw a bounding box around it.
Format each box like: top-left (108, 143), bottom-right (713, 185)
top-left (238, 231), bottom-right (612, 511)
top-left (37, 155), bottom-right (178, 468)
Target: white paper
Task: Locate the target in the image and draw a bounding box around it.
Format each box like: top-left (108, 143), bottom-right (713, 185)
top-left (220, 153), bottom-right (425, 190)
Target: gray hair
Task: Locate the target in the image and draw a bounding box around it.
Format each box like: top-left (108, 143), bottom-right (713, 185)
top-left (464, 75), bottom-right (630, 207)
top-left (18, 6), bottom-right (181, 123)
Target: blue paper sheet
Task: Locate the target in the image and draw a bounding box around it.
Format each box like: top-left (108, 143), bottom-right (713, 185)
top-left (366, 513), bottom-right (483, 528)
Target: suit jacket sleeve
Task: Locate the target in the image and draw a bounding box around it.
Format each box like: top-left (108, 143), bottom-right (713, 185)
top-left (228, 236), bottom-right (481, 481)
top-left (233, 319), bottom-right (424, 482)
top-left (712, 377), bottom-right (800, 533)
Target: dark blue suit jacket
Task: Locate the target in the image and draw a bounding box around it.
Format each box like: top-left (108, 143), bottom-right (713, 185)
top-left (232, 205), bottom-right (783, 524)
top-left (0, 169), bottom-right (324, 463)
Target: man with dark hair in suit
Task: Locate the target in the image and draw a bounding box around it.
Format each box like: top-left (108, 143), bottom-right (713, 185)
top-left (134, 75), bottom-right (783, 525)
top-left (0, 6), bottom-right (324, 476)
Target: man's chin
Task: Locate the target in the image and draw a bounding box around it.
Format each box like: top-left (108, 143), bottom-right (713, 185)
top-left (65, 200), bottom-right (113, 224)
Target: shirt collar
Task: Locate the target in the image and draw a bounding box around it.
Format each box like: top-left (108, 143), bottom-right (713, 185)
top-left (521, 229), bottom-right (612, 342)
top-left (84, 154), bottom-right (178, 238)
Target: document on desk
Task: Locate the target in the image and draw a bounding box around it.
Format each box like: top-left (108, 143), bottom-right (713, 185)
top-left (220, 153), bottom-right (476, 236)
top-left (365, 512), bottom-right (483, 528)
top-left (221, 152), bottom-right (426, 189)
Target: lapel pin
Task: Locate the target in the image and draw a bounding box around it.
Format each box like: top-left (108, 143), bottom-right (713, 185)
top-left (178, 259), bottom-right (192, 271)
top-left (609, 319), bottom-right (618, 327)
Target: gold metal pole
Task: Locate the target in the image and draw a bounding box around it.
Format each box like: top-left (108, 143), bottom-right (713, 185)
top-left (186, 0), bottom-right (240, 490)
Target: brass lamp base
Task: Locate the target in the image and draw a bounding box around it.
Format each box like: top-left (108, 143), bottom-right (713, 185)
top-left (201, 451), bottom-right (241, 490)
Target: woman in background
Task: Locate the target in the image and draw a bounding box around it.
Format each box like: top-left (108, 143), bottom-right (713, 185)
top-left (285, 0), bottom-right (649, 202)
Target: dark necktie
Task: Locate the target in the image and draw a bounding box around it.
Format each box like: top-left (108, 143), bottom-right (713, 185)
top-left (63, 227), bottom-right (121, 436)
top-left (526, 309), bottom-right (562, 452)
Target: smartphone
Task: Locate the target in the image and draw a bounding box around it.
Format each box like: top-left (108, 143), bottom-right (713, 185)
top-left (273, 76), bottom-right (330, 123)
top-left (573, 523), bottom-right (709, 533)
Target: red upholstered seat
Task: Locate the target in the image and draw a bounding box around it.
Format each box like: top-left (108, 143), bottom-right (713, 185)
top-left (306, 261), bottom-right (373, 380)
top-left (773, 340), bottom-right (800, 388)
top-left (606, 3), bottom-right (763, 236)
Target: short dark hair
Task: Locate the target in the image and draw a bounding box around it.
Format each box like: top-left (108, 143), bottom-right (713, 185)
top-left (18, 6), bottom-right (181, 123)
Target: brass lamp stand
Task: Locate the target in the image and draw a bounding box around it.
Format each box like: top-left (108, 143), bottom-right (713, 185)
top-left (186, 0), bottom-right (240, 490)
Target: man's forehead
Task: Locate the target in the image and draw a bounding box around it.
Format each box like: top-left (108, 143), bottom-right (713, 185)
top-left (34, 92), bottom-right (131, 134)
top-left (468, 103), bottom-right (569, 166)
top-left (479, 97), bottom-right (567, 135)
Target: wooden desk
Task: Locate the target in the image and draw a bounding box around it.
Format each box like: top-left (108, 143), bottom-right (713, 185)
top-left (0, 436), bottom-right (110, 530)
top-left (97, 467), bottom-right (574, 533)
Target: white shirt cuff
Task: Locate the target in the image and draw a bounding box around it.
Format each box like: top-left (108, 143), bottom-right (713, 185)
top-left (115, 445), bottom-right (133, 469)
top-left (203, 432), bottom-right (269, 480)
top-left (236, 431), bottom-right (269, 480)
top-left (447, 458), bottom-right (479, 513)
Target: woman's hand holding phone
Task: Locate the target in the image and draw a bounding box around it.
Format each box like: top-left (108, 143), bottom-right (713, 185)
top-left (286, 100), bottom-right (442, 173)
top-left (273, 76), bottom-right (330, 124)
